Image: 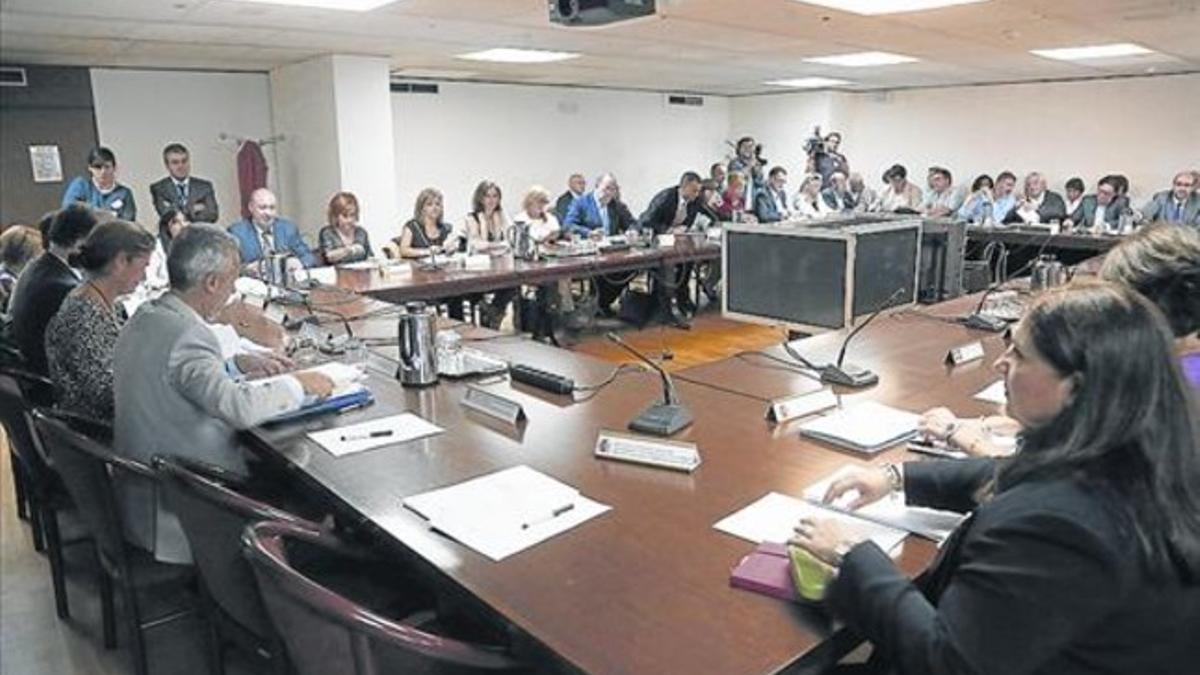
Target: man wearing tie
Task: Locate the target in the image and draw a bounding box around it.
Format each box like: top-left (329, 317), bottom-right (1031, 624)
top-left (149, 143), bottom-right (219, 223)
top-left (1141, 171), bottom-right (1200, 227)
top-left (226, 188), bottom-right (317, 277)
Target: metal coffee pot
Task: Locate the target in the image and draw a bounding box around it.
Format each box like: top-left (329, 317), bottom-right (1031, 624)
top-left (396, 301), bottom-right (439, 387)
top-left (506, 222), bottom-right (538, 261)
top-left (1030, 255), bottom-right (1067, 292)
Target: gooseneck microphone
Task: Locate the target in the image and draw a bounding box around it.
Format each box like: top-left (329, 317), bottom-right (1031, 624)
top-left (962, 249), bottom-right (1045, 332)
top-left (818, 286), bottom-right (908, 387)
top-left (606, 332), bottom-right (693, 436)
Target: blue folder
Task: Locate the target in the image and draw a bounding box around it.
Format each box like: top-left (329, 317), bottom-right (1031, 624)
top-left (264, 387), bottom-right (374, 425)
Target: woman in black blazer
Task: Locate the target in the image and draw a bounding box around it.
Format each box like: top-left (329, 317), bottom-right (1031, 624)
top-left (791, 280), bottom-right (1200, 674)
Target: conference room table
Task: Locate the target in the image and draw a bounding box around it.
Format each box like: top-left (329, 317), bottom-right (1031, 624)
top-left (238, 281), bottom-right (1021, 675)
top-left (333, 236), bottom-right (721, 306)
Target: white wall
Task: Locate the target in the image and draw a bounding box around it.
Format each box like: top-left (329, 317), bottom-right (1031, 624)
top-left (270, 57), bottom-right (342, 237)
top-left (90, 68), bottom-right (276, 229)
top-left (732, 73), bottom-right (1200, 204)
top-left (392, 83), bottom-right (732, 224)
top-left (331, 55), bottom-right (398, 248)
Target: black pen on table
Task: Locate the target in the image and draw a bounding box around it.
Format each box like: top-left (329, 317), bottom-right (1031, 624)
top-left (521, 503), bottom-right (576, 530)
top-left (340, 430), bottom-right (393, 442)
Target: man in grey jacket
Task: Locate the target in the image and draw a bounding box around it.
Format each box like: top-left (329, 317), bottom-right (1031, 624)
top-left (1141, 171), bottom-right (1200, 226)
top-left (113, 224), bottom-right (332, 563)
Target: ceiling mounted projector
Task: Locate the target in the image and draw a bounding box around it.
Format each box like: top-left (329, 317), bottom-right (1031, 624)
top-left (549, 0), bottom-right (658, 27)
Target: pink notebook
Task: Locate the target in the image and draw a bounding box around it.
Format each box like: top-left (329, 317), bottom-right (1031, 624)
top-left (730, 542), bottom-right (797, 602)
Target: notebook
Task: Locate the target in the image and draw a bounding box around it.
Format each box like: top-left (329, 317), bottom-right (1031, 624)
top-left (797, 401), bottom-right (918, 454)
top-left (730, 542), bottom-right (796, 601)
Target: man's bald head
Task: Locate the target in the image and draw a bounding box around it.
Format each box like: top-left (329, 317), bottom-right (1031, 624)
top-left (248, 189), bottom-right (278, 228)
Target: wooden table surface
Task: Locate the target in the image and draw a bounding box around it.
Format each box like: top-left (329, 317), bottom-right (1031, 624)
top-left (333, 238), bottom-right (720, 305)
top-left (240, 288), bottom-right (1018, 675)
top-left (965, 225), bottom-right (1121, 253)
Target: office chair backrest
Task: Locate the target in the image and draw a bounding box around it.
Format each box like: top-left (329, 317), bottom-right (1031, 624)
top-left (31, 408), bottom-right (145, 577)
top-left (154, 455), bottom-right (316, 638)
top-left (243, 521), bottom-right (528, 675)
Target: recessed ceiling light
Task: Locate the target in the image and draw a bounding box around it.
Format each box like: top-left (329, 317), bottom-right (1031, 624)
top-left (456, 48), bottom-right (581, 64)
top-left (231, 0), bottom-right (396, 10)
top-left (803, 51), bottom-right (918, 67)
top-left (765, 77), bottom-right (853, 88)
top-left (1030, 43), bottom-right (1155, 61)
top-left (790, 0), bottom-right (989, 15)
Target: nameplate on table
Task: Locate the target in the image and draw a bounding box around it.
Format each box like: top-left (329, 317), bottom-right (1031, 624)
top-left (462, 385), bottom-right (526, 426)
top-left (656, 234), bottom-right (676, 248)
top-left (765, 387), bottom-right (837, 423)
top-left (945, 341), bottom-right (985, 366)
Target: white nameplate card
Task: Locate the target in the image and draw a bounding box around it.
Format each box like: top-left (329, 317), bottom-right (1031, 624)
top-left (974, 380), bottom-right (1007, 405)
top-left (945, 341), bottom-right (985, 366)
top-left (656, 234), bottom-right (676, 248)
top-left (765, 387), bottom-right (837, 423)
top-left (461, 385), bottom-right (526, 426)
top-left (594, 430), bottom-right (701, 473)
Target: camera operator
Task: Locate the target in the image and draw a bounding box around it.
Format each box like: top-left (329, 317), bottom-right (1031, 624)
top-left (804, 126), bottom-right (850, 189)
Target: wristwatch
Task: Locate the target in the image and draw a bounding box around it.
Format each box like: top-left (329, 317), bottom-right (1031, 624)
top-left (830, 540), bottom-right (856, 567)
top-left (883, 463), bottom-right (904, 493)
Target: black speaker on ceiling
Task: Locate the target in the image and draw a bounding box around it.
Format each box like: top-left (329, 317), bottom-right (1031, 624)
top-left (549, 0), bottom-right (657, 27)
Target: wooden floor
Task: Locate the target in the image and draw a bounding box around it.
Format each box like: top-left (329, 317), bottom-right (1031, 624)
top-left (0, 303), bottom-right (780, 675)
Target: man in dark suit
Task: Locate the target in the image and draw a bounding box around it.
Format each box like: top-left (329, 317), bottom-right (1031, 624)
top-left (638, 172), bottom-right (718, 327)
top-left (820, 171), bottom-right (858, 214)
top-left (7, 204), bottom-right (99, 375)
top-left (149, 143), bottom-right (219, 223)
top-left (753, 166), bottom-right (792, 222)
top-left (1067, 176), bottom-right (1122, 232)
top-left (1004, 172), bottom-right (1067, 225)
top-left (1141, 171), bottom-right (1200, 226)
top-left (554, 173), bottom-right (587, 223)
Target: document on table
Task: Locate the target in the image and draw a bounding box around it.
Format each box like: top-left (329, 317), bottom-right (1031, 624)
top-left (974, 380), bottom-right (1007, 405)
top-left (305, 266), bottom-right (338, 285)
top-left (308, 413), bottom-right (443, 457)
top-left (803, 466), bottom-right (964, 542)
top-left (797, 401), bottom-right (919, 454)
top-left (713, 492), bottom-right (906, 553)
top-left (403, 465), bottom-right (611, 561)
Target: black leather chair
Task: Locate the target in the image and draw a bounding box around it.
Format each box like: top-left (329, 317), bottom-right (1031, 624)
top-left (154, 455), bottom-right (320, 675)
top-left (31, 408), bottom-right (195, 675)
top-left (243, 520), bottom-right (530, 675)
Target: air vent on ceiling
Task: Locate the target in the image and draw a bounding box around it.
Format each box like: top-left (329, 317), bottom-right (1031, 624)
top-left (667, 94), bottom-right (703, 107)
top-left (0, 66), bottom-right (29, 87)
top-left (390, 82), bottom-right (439, 94)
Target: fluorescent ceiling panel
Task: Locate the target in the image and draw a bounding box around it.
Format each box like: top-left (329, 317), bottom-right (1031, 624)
top-left (803, 51), bottom-right (918, 67)
top-left (791, 0), bottom-right (989, 15)
top-left (456, 48), bottom-right (580, 64)
top-left (1030, 43), bottom-right (1155, 61)
top-left (765, 77), bottom-right (852, 88)
top-left (231, 0), bottom-right (396, 10)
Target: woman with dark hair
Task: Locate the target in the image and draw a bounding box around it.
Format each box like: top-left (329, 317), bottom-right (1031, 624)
top-left (45, 220), bottom-right (155, 419)
top-left (1100, 223), bottom-right (1200, 387)
top-left (957, 174), bottom-right (995, 223)
top-left (61, 146), bottom-right (137, 221)
top-left (878, 163), bottom-right (922, 212)
top-left (147, 208), bottom-right (190, 291)
top-left (391, 188), bottom-right (453, 260)
top-left (318, 191), bottom-right (373, 265)
top-left (459, 180), bottom-right (516, 328)
top-left (791, 280), bottom-right (1200, 674)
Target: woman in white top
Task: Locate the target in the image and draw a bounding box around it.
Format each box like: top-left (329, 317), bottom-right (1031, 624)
top-left (459, 180), bottom-right (510, 254)
top-left (121, 208), bottom-right (190, 316)
top-left (511, 186), bottom-right (561, 243)
top-left (516, 186), bottom-right (574, 341)
top-left (793, 174), bottom-right (834, 219)
top-left (877, 164), bottom-right (924, 212)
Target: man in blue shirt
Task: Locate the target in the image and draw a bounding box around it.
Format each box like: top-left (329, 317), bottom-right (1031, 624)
top-left (226, 188), bottom-right (317, 278)
top-left (564, 173), bottom-right (620, 238)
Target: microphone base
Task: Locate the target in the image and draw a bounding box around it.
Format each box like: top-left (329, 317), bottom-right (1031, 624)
top-left (629, 403), bottom-right (693, 437)
top-left (962, 313), bottom-right (1008, 332)
top-left (819, 363), bottom-right (879, 388)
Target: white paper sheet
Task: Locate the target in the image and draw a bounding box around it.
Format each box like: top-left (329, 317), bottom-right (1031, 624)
top-left (713, 492), bottom-right (906, 553)
top-left (804, 466), bottom-right (964, 542)
top-left (308, 412), bottom-right (444, 457)
top-left (340, 260), bottom-right (381, 271)
top-left (798, 401), bottom-right (919, 453)
top-left (305, 266), bottom-right (338, 285)
top-left (403, 465), bottom-right (611, 561)
top-left (974, 380), bottom-right (1007, 405)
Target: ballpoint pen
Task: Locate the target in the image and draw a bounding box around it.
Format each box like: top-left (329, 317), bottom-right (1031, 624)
top-left (521, 503), bottom-right (576, 530)
top-left (340, 430), bottom-right (393, 442)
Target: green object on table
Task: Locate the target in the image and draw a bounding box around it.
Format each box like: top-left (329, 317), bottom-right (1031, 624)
top-left (788, 545), bottom-right (834, 602)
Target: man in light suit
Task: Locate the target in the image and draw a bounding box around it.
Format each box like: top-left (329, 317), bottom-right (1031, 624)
top-left (1004, 172), bottom-right (1067, 225)
top-left (149, 143), bottom-right (219, 223)
top-left (1141, 171), bottom-right (1200, 227)
top-left (1066, 177), bottom-right (1122, 232)
top-left (226, 188), bottom-right (318, 277)
top-left (113, 224), bottom-right (332, 563)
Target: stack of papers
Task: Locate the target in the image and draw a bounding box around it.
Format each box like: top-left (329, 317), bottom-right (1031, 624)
top-left (713, 492), bottom-right (906, 553)
top-left (308, 412), bottom-right (443, 457)
top-left (403, 466), bottom-right (611, 561)
top-left (804, 466), bottom-right (964, 542)
top-left (797, 401), bottom-right (918, 454)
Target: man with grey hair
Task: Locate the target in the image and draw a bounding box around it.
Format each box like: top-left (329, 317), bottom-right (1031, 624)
top-left (113, 224), bottom-right (332, 563)
top-left (1140, 171), bottom-right (1199, 226)
top-left (1005, 172), bottom-right (1067, 225)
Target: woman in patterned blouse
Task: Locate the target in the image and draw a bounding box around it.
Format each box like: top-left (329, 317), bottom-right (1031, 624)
top-left (45, 220), bottom-right (154, 420)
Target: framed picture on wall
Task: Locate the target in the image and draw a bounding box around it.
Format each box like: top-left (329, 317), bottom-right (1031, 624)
top-left (29, 144), bottom-right (63, 183)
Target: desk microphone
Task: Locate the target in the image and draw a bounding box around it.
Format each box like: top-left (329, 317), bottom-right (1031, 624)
top-left (605, 332), bottom-right (693, 436)
top-left (961, 254), bottom-right (1042, 332)
top-left (816, 286), bottom-right (908, 387)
